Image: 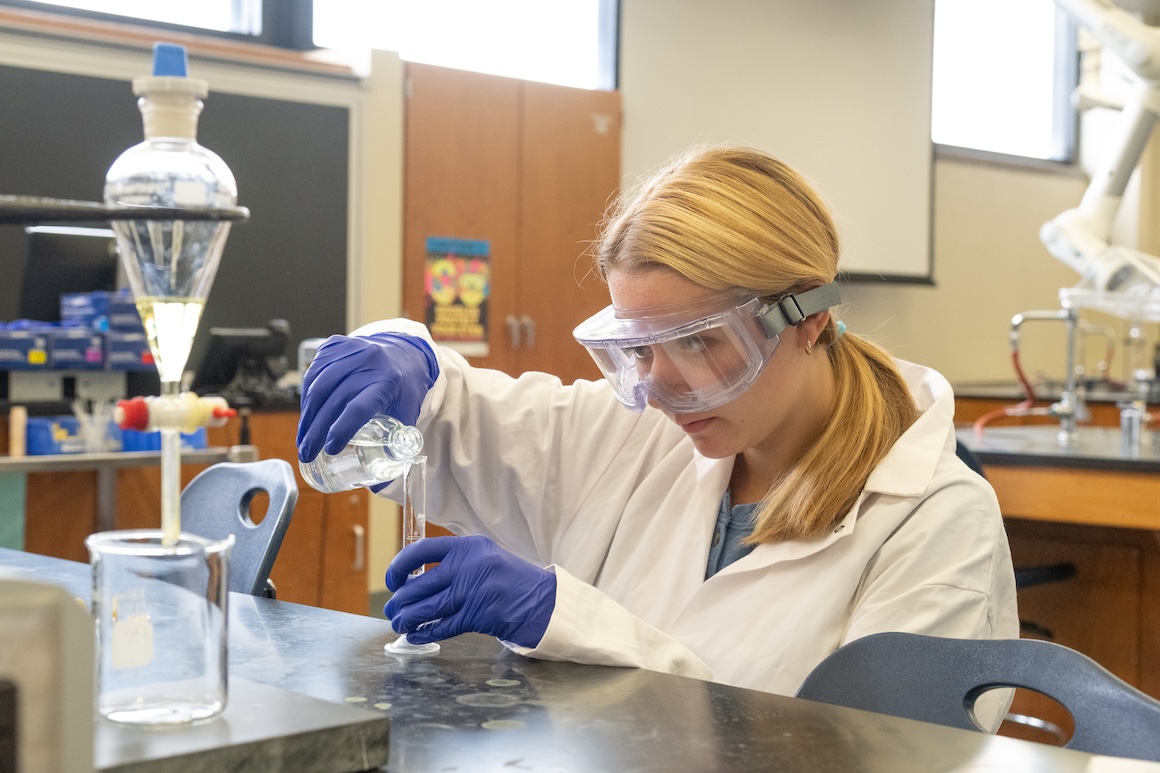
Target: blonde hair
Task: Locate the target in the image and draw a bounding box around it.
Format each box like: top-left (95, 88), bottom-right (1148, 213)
top-left (594, 146), bottom-right (918, 543)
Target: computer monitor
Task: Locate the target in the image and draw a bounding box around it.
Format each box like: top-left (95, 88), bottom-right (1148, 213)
top-left (19, 226), bottom-right (122, 322)
top-left (190, 320), bottom-right (292, 403)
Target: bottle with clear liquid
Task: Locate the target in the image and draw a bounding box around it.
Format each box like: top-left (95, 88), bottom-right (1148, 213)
top-left (299, 415), bottom-right (424, 493)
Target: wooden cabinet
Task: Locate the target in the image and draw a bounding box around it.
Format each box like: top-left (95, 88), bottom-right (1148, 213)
top-left (956, 395), bottom-right (1160, 701)
top-left (403, 62), bottom-right (621, 383)
top-left (955, 395), bottom-right (1135, 429)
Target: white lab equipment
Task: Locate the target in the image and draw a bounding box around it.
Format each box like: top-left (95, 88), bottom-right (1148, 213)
top-left (105, 42), bottom-right (239, 546)
top-left (1041, 0), bottom-right (1160, 308)
top-left (1000, 0), bottom-right (1160, 445)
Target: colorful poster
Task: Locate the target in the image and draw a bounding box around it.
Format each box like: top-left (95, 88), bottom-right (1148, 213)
top-left (424, 236), bottom-right (491, 357)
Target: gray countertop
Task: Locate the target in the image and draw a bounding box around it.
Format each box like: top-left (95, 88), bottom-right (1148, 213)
top-left (2, 548), bottom-right (1154, 772)
top-left (0, 447), bottom-right (230, 473)
top-left (957, 426), bottom-right (1160, 473)
top-left (953, 379), bottom-right (1154, 404)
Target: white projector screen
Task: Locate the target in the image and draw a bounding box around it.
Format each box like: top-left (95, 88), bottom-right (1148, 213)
top-left (620, 0), bottom-right (934, 282)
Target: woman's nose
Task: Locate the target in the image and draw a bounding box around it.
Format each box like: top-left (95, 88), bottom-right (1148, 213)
top-left (644, 348), bottom-right (690, 391)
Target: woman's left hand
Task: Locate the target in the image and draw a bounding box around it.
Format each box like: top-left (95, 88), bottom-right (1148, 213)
top-left (384, 535), bottom-right (557, 648)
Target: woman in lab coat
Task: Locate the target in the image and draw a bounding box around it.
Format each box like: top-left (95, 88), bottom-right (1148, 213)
top-left (297, 145), bottom-right (1018, 696)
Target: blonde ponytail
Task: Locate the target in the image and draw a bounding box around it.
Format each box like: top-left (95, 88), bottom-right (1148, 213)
top-left (747, 326), bottom-right (918, 543)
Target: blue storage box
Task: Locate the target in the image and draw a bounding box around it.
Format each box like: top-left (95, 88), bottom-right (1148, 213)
top-left (0, 325), bottom-right (50, 370)
top-left (120, 427), bottom-right (207, 452)
top-left (26, 416), bottom-right (84, 455)
top-left (48, 327), bottom-right (105, 369)
top-left (105, 332), bottom-right (154, 371)
top-left (60, 291), bottom-right (109, 331)
top-left (61, 290), bottom-right (144, 333)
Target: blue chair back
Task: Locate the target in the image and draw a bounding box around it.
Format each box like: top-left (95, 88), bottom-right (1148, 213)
top-left (180, 459), bottom-right (298, 596)
top-left (796, 632), bottom-right (1160, 762)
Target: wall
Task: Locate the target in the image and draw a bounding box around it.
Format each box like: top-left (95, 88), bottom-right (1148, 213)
top-left (619, 0), bottom-right (1154, 388)
top-left (846, 157), bottom-right (1088, 384)
top-left (356, 50), bottom-right (407, 585)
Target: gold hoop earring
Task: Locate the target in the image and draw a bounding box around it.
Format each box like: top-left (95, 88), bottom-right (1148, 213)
top-left (805, 340), bottom-right (814, 355)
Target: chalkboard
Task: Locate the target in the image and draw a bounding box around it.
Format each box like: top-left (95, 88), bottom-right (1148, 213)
top-left (0, 63), bottom-right (348, 374)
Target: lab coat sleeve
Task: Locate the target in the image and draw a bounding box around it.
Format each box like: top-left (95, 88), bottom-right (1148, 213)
top-left (349, 318), bottom-right (658, 568)
top-left (503, 566), bottom-right (715, 681)
top-left (350, 320), bottom-right (713, 679)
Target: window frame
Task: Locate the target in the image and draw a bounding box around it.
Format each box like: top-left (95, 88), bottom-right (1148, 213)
top-left (0, 0), bottom-right (317, 50)
top-left (311, 0), bottom-right (620, 92)
top-left (932, 2), bottom-right (1080, 170)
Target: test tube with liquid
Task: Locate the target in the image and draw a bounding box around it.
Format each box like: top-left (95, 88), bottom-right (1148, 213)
top-left (385, 456), bottom-right (441, 656)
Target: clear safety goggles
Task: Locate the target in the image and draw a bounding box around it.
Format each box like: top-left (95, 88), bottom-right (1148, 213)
top-left (573, 283), bottom-right (840, 414)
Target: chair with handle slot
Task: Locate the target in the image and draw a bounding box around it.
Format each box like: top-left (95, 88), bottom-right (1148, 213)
top-left (180, 458), bottom-right (298, 598)
top-left (795, 631), bottom-right (1160, 762)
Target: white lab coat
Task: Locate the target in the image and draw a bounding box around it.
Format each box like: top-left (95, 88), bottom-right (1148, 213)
top-left (359, 319), bottom-right (1019, 697)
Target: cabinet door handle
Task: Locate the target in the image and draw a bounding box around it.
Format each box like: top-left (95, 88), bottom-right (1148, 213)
top-left (521, 315), bottom-right (535, 349)
top-left (351, 523), bottom-right (365, 572)
top-left (506, 314), bottom-right (522, 349)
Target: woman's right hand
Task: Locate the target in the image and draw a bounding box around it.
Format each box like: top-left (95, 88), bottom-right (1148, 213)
top-left (296, 332), bottom-right (439, 463)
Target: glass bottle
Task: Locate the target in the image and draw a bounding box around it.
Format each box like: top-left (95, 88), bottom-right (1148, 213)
top-left (299, 415), bottom-right (424, 493)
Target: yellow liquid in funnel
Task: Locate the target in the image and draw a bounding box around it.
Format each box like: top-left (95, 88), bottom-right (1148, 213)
top-left (136, 297), bottom-right (204, 385)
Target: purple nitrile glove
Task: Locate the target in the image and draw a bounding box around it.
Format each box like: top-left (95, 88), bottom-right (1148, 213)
top-left (384, 535), bottom-right (557, 649)
top-left (296, 332), bottom-right (438, 464)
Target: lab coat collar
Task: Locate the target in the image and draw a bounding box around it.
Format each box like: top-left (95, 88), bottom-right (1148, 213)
top-left (861, 359), bottom-right (954, 498)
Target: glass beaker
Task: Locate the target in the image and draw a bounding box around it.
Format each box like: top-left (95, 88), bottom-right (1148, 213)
top-left (86, 529), bottom-right (233, 726)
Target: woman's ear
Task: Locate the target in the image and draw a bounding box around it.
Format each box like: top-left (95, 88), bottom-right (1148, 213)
top-left (800, 310), bottom-right (831, 346)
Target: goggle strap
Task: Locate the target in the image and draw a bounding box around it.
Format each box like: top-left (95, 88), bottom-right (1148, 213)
top-left (757, 282), bottom-right (842, 338)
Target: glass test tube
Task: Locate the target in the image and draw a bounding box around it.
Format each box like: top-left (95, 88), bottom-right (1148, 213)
top-left (401, 455), bottom-right (427, 576)
top-left (385, 455), bottom-right (440, 656)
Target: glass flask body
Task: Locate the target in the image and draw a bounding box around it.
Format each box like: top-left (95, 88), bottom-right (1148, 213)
top-left (299, 415), bottom-right (425, 493)
top-left (104, 137), bottom-right (236, 383)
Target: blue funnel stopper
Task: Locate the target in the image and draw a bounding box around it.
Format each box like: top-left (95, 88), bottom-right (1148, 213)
top-left (152, 43), bottom-right (188, 77)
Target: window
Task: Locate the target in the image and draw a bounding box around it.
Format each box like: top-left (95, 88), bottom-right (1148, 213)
top-left (6, 0), bottom-right (260, 35)
top-left (0, 0), bottom-right (321, 49)
top-left (932, 0), bottom-right (1077, 162)
top-left (313, 0), bottom-right (619, 91)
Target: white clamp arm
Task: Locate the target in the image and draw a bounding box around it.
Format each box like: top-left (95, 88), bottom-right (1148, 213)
top-left (1055, 0), bottom-right (1160, 81)
top-left (1042, 0), bottom-right (1160, 288)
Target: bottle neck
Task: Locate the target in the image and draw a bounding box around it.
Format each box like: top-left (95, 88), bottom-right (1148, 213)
top-left (139, 92), bottom-right (203, 141)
